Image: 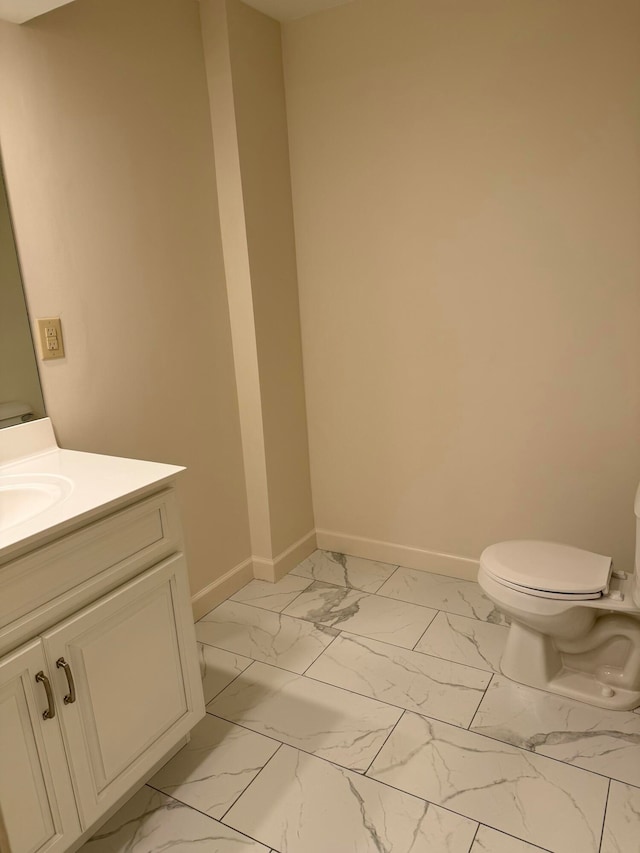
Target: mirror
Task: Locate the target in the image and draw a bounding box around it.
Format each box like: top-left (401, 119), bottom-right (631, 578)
top-left (0, 157), bottom-right (46, 428)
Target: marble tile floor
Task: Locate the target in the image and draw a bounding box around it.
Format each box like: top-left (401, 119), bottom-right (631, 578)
top-left (82, 550), bottom-right (640, 853)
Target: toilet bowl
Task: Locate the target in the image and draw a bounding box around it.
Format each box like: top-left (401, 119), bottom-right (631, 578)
top-left (477, 485), bottom-right (640, 710)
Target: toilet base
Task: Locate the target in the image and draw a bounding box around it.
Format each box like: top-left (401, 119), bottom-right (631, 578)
top-left (501, 622), bottom-right (640, 710)
top-left (501, 663), bottom-right (640, 710)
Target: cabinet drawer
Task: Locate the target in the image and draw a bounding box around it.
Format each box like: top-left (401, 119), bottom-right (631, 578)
top-left (0, 490), bottom-right (181, 655)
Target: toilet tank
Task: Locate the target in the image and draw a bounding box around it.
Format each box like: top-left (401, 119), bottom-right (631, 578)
top-left (0, 401), bottom-right (34, 429)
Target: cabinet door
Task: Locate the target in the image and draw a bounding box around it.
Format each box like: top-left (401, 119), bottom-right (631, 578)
top-left (42, 554), bottom-right (205, 829)
top-left (0, 640), bottom-right (80, 853)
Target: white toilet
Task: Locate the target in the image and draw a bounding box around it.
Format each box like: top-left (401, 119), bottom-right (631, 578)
top-left (478, 483), bottom-right (640, 710)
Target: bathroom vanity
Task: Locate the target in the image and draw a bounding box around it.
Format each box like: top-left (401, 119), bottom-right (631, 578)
top-left (0, 419), bottom-right (205, 853)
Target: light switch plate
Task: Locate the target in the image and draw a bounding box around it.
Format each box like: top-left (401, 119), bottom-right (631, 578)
top-left (36, 317), bottom-right (65, 360)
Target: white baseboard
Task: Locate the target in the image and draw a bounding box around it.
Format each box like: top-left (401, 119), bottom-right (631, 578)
top-left (315, 528), bottom-right (479, 582)
top-left (191, 529), bottom-right (477, 615)
top-left (191, 556), bottom-right (253, 620)
top-left (253, 529), bottom-right (317, 582)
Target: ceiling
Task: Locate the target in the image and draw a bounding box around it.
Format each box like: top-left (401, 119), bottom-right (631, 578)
top-left (0, 0), bottom-right (355, 25)
top-left (243, 0), bottom-right (354, 22)
top-left (0, 0), bottom-right (74, 23)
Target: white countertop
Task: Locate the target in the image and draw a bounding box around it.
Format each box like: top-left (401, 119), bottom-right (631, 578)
top-left (0, 419), bottom-right (183, 558)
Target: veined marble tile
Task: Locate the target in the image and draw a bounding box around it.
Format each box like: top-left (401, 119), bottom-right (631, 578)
top-left (199, 643), bottom-right (252, 704)
top-left (147, 715), bottom-right (279, 819)
top-left (415, 612), bottom-right (508, 673)
top-left (81, 786), bottom-right (269, 852)
top-left (291, 549), bottom-right (397, 593)
top-left (230, 574), bottom-right (312, 612)
top-left (601, 781), bottom-right (640, 853)
top-left (378, 568), bottom-right (507, 625)
top-left (306, 632), bottom-right (490, 727)
top-left (225, 744), bottom-right (478, 853)
top-left (471, 676), bottom-right (640, 787)
top-left (283, 581), bottom-right (437, 648)
top-left (368, 711), bottom-right (608, 853)
top-left (196, 601), bottom-right (337, 674)
top-left (207, 661), bottom-right (401, 771)
top-left (471, 826), bottom-right (548, 852)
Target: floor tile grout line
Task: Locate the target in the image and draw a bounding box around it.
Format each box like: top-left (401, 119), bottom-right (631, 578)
top-left (473, 824), bottom-right (554, 853)
top-left (467, 672), bottom-right (494, 731)
top-left (198, 640), bottom-right (640, 788)
top-left (201, 572), bottom-right (500, 628)
top-left (198, 610), bottom-right (502, 676)
top-left (368, 706), bottom-right (626, 782)
top-left (467, 822), bottom-right (480, 851)
top-left (198, 602), bottom-right (439, 656)
top-left (291, 583), bottom-right (502, 628)
top-left (286, 576), bottom-right (495, 620)
top-left (219, 742), bottom-right (284, 825)
top-left (369, 563), bottom-right (402, 594)
top-left (140, 782), bottom-right (273, 851)
top-left (205, 641), bottom-right (488, 728)
top-left (195, 566), bottom-right (627, 850)
top-left (411, 608), bottom-right (439, 651)
top-left (202, 709), bottom-right (500, 836)
top-left (342, 624), bottom-right (498, 673)
top-left (199, 649), bottom-right (253, 705)
top-left (289, 554), bottom-right (401, 595)
top-left (301, 651), bottom-right (488, 726)
top-left (204, 659), bottom-right (624, 785)
top-left (410, 644), bottom-right (498, 674)
top-left (373, 585), bottom-right (507, 626)
top-left (306, 628), bottom-right (493, 681)
top-left (230, 585), bottom-right (313, 614)
top-left (199, 581), bottom-right (637, 784)
top-left (194, 710), bottom-right (604, 852)
top-left (411, 607), bottom-right (509, 662)
top-left (301, 629), bottom-right (341, 676)
top-left (269, 580), bottom-right (315, 613)
top-left (597, 778), bottom-right (612, 853)
top-left (363, 709), bottom-right (407, 776)
top-left (202, 699), bottom-right (284, 751)
top-left (205, 710), bottom-right (392, 780)
top-left (203, 658), bottom-right (258, 709)
top-left (199, 625), bottom-right (640, 784)
top-left (199, 611), bottom-right (640, 718)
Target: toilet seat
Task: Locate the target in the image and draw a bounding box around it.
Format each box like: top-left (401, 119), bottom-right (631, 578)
top-left (481, 568), bottom-right (603, 600)
top-left (480, 540), bottom-right (612, 600)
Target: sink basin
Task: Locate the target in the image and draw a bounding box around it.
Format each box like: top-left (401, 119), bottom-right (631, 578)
top-left (0, 474), bottom-right (73, 531)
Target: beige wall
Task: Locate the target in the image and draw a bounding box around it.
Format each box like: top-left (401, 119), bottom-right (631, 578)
top-left (0, 168), bottom-right (44, 418)
top-left (201, 0), bottom-right (314, 575)
top-left (0, 0), bottom-right (252, 600)
top-left (283, 0), bottom-right (640, 572)
top-left (227, 0), bottom-right (314, 557)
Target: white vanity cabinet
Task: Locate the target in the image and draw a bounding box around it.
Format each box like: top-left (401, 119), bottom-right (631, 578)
top-left (0, 480), bottom-right (205, 853)
top-left (0, 639), bottom-right (80, 853)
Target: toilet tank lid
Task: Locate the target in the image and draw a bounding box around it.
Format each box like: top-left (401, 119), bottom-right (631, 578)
top-left (0, 401), bottom-right (32, 422)
top-left (480, 540), bottom-right (612, 595)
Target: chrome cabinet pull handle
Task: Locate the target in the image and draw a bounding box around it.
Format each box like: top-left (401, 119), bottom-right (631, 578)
top-left (56, 658), bottom-right (76, 705)
top-left (35, 671), bottom-right (56, 719)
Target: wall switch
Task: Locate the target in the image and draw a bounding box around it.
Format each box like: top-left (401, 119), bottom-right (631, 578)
top-left (37, 317), bottom-right (65, 360)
